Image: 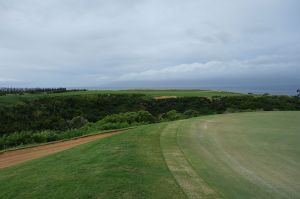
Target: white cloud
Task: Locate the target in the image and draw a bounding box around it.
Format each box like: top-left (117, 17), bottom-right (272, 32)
top-left (111, 55), bottom-right (299, 82)
top-left (0, 77), bottom-right (20, 82)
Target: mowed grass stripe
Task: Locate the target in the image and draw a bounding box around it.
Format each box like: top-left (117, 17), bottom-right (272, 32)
top-left (177, 112), bottom-right (300, 199)
top-left (160, 121), bottom-right (220, 199)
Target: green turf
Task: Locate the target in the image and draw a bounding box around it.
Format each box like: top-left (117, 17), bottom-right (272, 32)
top-left (0, 124), bottom-right (187, 199)
top-left (0, 89), bottom-right (244, 105)
top-left (177, 112), bottom-right (300, 198)
top-left (1, 111), bottom-right (299, 198)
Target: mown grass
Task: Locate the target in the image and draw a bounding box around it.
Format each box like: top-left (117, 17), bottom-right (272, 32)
top-left (177, 111), bottom-right (300, 198)
top-left (1, 111), bottom-right (299, 198)
top-left (0, 124), bottom-right (187, 199)
top-left (0, 89), bottom-right (244, 105)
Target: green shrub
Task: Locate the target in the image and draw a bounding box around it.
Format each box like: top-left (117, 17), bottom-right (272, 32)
top-left (183, 109), bottom-right (199, 118)
top-left (224, 108), bottom-right (239, 113)
top-left (159, 110), bottom-right (183, 121)
top-left (99, 122), bottom-right (131, 130)
top-left (67, 116), bottom-right (88, 129)
top-left (0, 130), bottom-right (60, 150)
top-left (97, 111), bottom-right (156, 126)
top-left (0, 111), bottom-right (157, 150)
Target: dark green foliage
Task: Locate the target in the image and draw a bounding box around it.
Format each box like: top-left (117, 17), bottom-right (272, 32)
top-left (146, 97), bottom-right (213, 115)
top-left (159, 110), bottom-right (183, 121)
top-left (0, 94), bottom-right (148, 135)
top-left (67, 116), bottom-right (88, 129)
top-left (183, 109), bottom-right (200, 118)
top-left (0, 94), bottom-right (299, 137)
top-left (95, 110), bottom-right (156, 130)
top-left (0, 131), bottom-right (59, 150)
top-left (97, 110), bottom-right (156, 125)
top-left (0, 110), bottom-right (156, 150)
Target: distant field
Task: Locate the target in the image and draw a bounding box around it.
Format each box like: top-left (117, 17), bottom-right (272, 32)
top-left (0, 89), bottom-right (244, 105)
top-left (1, 111), bottom-right (299, 198)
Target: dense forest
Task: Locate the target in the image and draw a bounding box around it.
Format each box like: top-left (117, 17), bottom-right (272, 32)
top-left (1, 94), bottom-right (299, 136)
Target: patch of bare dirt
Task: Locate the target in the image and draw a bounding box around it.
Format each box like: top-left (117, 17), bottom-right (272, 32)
top-left (0, 130), bottom-right (126, 169)
top-left (154, 96), bottom-right (177, 100)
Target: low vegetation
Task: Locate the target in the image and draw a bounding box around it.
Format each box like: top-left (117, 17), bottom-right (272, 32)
top-left (0, 111), bottom-right (153, 150)
top-left (0, 109), bottom-right (203, 150)
top-left (0, 93), bottom-right (299, 150)
top-left (0, 89), bottom-right (243, 105)
top-left (1, 94), bottom-right (299, 135)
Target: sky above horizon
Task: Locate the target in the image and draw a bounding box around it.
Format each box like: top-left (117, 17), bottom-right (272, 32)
top-left (0, 0), bottom-right (300, 90)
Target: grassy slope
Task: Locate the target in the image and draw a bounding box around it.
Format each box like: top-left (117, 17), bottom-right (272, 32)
top-left (0, 124), bottom-right (187, 199)
top-left (0, 89), bottom-right (243, 105)
top-left (1, 111), bottom-right (299, 198)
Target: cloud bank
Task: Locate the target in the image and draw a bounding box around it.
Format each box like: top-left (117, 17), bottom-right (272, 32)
top-left (0, 0), bottom-right (299, 90)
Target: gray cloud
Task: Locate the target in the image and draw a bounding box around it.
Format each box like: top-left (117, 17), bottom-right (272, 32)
top-left (0, 0), bottom-right (299, 90)
top-left (0, 77), bottom-right (20, 82)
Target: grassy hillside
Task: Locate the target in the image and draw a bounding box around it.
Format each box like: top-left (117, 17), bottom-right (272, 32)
top-left (0, 124), bottom-right (187, 199)
top-left (1, 111), bottom-right (299, 198)
top-left (0, 89), bottom-right (243, 105)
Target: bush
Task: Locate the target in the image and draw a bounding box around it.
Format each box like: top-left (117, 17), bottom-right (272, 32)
top-left (159, 110), bottom-right (182, 121)
top-left (99, 122), bottom-right (131, 130)
top-left (224, 108), bottom-right (239, 113)
top-left (0, 130), bottom-right (59, 150)
top-left (68, 116), bottom-right (88, 129)
top-left (97, 111), bottom-right (156, 126)
top-left (183, 109), bottom-right (199, 118)
top-left (0, 110), bottom-right (157, 150)
top-left (95, 110), bottom-right (157, 131)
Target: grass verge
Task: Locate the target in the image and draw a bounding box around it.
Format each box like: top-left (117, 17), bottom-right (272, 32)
top-left (0, 124), bottom-right (187, 199)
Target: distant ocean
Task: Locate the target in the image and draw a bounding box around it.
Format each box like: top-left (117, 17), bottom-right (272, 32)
top-left (79, 85), bottom-right (299, 96)
top-left (201, 86), bottom-right (299, 96)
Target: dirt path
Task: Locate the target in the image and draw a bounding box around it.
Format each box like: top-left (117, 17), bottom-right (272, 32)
top-left (0, 130), bottom-right (126, 169)
top-left (154, 96), bottom-right (177, 100)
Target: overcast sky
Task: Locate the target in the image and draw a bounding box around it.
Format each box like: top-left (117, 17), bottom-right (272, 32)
top-left (0, 0), bottom-right (299, 91)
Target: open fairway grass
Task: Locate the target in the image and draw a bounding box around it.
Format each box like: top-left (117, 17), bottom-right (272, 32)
top-left (1, 111), bottom-right (299, 198)
top-left (0, 89), bottom-right (243, 105)
top-left (176, 111), bottom-right (300, 198)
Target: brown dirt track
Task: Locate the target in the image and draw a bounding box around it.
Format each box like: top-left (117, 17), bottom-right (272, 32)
top-left (0, 130), bottom-right (126, 169)
top-left (154, 96), bottom-right (177, 100)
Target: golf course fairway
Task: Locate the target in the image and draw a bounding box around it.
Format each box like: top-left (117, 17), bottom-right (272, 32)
top-left (1, 111), bottom-right (299, 198)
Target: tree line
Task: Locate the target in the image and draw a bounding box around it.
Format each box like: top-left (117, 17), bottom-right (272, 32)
top-left (0, 87), bottom-right (87, 95)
